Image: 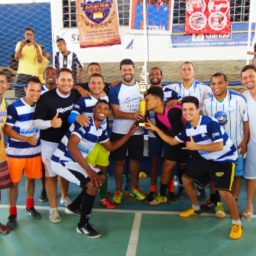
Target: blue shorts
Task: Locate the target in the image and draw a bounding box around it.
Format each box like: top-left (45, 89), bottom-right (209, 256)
top-left (244, 140), bottom-right (256, 179)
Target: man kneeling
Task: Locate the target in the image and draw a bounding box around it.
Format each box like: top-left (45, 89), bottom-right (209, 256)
top-left (51, 100), bottom-right (137, 238)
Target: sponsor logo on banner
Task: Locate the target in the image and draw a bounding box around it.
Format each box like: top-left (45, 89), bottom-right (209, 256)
top-left (76, 0), bottom-right (121, 47)
top-left (185, 0), bottom-right (231, 34)
top-left (129, 0), bottom-right (173, 34)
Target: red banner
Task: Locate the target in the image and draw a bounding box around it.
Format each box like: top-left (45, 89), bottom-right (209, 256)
top-left (76, 0), bottom-right (121, 48)
top-left (185, 0), bottom-right (230, 34)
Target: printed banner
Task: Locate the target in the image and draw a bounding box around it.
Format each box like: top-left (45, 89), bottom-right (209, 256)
top-left (76, 0), bottom-right (121, 48)
top-left (130, 0), bottom-right (173, 33)
top-left (171, 22), bottom-right (256, 48)
top-left (185, 0), bottom-right (230, 34)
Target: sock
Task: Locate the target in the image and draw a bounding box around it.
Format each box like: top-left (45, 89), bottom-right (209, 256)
top-left (78, 191), bottom-right (96, 228)
top-left (150, 185), bottom-right (157, 193)
top-left (192, 204), bottom-right (200, 211)
top-left (26, 198), bottom-right (34, 209)
top-left (10, 206), bottom-right (17, 216)
top-left (232, 219), bottom-right (241, 225)
top-left (69, 188), bottom-right (85, 211)
top-left (100, 177), bottom-right (108, 200)
top-left (168, 177), bottom-right (175, 193)
top-left (160, 183), bottom-right (167, 197)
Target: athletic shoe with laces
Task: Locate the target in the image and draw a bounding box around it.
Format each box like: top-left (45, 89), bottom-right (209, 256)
top-left (76, 223), bottom-right (101, 239)
top-left (130, 187), bottom-right (146, 201)
top-left (145, 192), bottom-right (157, 202)
top-left (201, 199), bottom-right (217, 212)
top-left (39, 189), bottom-right (48, 202)
top-left (26, 207), bottom-right (42, 219)
top-left (215, 202), bottom-right (226, 219)
top-left (229, 224), bottom-right (243, 240)
top-left (167, 192), bottom-right (176, 203)
top-left (0, 223), bottom-right (9, 234)
top-left (64, 205), bottom-right (81, 215)
top-left (179, 208), bottom-right (201, 218)
top-left (100, 199), bottom-right (117, 209)
top-left (113, 191), bottom-right (123, 204)
top-left (7, 215), bottom-right (17, 230)
top-left (149, 194), bottom-right (167, 206)
top-left (49, 208), bottom-right (61, 223)
top-left (60, 197), bottom-right (72, 207)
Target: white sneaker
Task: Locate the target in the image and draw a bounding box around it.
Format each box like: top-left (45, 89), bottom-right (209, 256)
top-left (49, 208), bottom-right (61, 223)
top-left (60, 197), bottom-right (72, 207)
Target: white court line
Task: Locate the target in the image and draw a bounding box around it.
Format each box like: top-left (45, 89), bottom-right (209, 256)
top-left (126, 213), bottom-right (142, 256)
top-left (0, 204), bottom-right (255, 219)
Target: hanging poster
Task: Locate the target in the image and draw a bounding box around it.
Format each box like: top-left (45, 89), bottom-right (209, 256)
top-left (130, 0), bottom-right (173, 33)
top-left (76, 0), bottom-right (121, 48)
top-left (185, 0), bottom-right (230, 34)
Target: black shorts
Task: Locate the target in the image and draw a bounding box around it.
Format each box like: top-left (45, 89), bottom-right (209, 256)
top-left (110, 133), bottom-right (144, 161)
top-left (184, 153), bottom-right (235, 191)
top-left (163, 142), bottom-right (188, 162)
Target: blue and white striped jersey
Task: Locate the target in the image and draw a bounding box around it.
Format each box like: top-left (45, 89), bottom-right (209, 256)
top-left (203, 90), bottom-right (248, 148)
top-left (51, 120), bottom-right (109, 165)
top-left (165, 80), bottom-right (211, 108)
top-left (109, 82), bottom-right (143, 135)
top-left (6, 98), bottom-right (40, 158)
top-left (176, 115), bottom-right (238, 163)
top-left (72, 95), bottom-right (109, 117)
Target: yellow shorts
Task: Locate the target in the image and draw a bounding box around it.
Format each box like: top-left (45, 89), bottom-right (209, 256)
top-left (86, 143), bottom-right (110, 167)
top-left (8, 156), bottom-right (43, 183)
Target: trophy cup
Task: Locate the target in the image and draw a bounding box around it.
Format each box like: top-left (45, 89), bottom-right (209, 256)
top-left (137, 66), bottom-right (150, 127)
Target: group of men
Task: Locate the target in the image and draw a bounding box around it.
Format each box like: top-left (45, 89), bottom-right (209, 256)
top-left (1, 43), bottom-right (256, 240)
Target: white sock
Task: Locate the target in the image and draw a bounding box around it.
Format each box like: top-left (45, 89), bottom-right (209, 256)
top-left (232, 219), bottom-right (241, 225)
top-left (192, 204), bottom-right (200, 211)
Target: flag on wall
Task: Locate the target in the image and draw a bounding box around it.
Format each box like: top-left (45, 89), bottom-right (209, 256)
top-left (130, 0), bottom-right (173, 33)
top-left (76, 0), bottom-right (121, 48)
top-left (185, 0), bottom-right (231, 34)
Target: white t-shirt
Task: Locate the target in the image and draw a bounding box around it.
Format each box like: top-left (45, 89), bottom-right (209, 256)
top-left (109, 82), bottom-right (143, 135)
top-left (243, 90), bottom-right (256, 143)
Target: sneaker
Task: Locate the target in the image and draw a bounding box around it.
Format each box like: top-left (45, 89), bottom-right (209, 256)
top-left (64, 205), bottom-right (81, 215)
top-left (76, 223), bottom-right (101, 239)
top-left (130, 187), bottom-right (146, 201)
top-left (60, 197), bottom-right (72, 207)
top-left (26, 207), bottom-right (42, 219)
top-left (39, 190), bottom-right (48, 202)
top-left (167, 192), bottom-right (176, 203)
top-left (0, 223), bottom-right (10, 234)
top-left (201, 199), bottom-right (217, 212)
top-left (49, 208), bottom-right (61, 223)
top-left (215, 202), bottom-right (226, 219)
top-left (100, 199), bottom-right (117, 209)
top-left (179, 208), bottom-right (201, 218)
top-left (149, 194), bottom-right (167, 206)
top-left (145, 192), bottom-right (157, 202)
top-left (229, 224), bottom-right (243, 240)
top-left (113, 191), bottom-right (123, 204)
top-left (7, 215), bottom-right (17, 230)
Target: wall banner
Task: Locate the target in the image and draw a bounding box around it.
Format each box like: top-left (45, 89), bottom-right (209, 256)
top-left (185, 0), bottom-right (230, 34)
top-left (130, 0), bottom-right (173, 34)
top-left (76, 0), bottom-right (121, 48)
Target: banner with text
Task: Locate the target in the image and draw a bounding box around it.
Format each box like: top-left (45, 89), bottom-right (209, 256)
top-left (76, 0), bottom-right (121, 48)
top-left (185, 0), bottom-right (230, 34)
top-left (130, 0), bottom-right (173, 34)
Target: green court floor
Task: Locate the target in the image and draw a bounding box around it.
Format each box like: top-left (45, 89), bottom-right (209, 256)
top-left (1, 206), bottom-right (256, 256)
top-left (0, 175), bottom-right (256, 256)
